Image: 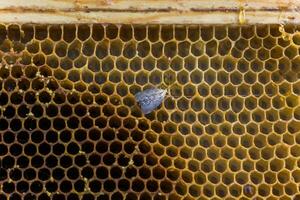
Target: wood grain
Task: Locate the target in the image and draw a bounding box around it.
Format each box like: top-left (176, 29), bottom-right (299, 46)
top-left (0, 0), bottom-right (299, 24)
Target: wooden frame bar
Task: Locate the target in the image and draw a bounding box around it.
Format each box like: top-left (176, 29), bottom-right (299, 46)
top-left (0, 0), bottom-right (299, 24)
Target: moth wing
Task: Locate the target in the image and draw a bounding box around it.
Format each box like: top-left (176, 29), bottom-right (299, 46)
top-left (140, 90), bottom-right (166, 114)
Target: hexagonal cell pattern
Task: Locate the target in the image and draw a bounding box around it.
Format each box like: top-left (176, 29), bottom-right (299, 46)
top-left (0, 24), bottom-right (300, 200)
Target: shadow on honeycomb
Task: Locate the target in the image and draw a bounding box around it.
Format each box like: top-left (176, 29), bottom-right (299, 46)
top-left (0, 24), bottom-right (300, 200)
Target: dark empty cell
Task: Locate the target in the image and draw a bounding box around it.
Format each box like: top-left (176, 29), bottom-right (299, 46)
top-left (30, 131), bottom-right (44, 143)
top-left (178, 41), bottom-right (190, 58)
top-left (124, 167), bottom-right (137, 179)
top-left (33, 54), bottom-right (45, 66)
top-left (52, 167), bottom-right (65, 181)
top-left (111, 192), bottom-right (125, 200)
top-left (218, 39), bottom-right (232, 55)
top-left (82, 194), bottom-right (94, 200)
top-left (176, 70), bottom-right (188, 85)
top-left (0, 24), bottom-right (7, 43)
top-left (67, 142), bottom-right (79, 155)
top-left (116, 179), bottom-right (130, 192)
top-left (17, 181), bottom-right (29, 193)
top-left (75, 104), bottom-right (87, 116)
top-left (0, 40), bottom-right (11, 52)
top-left (110, 39), bottom-right (123, 56)
top-left (136, 41), bottom-right (150, 58)
top-left (46, 55), bottom-right (59, 69)
top-left (38, 193), bottom-right (51, 200)
top-left (31, 104), bottom-right (44, 117)
top-left (130, 179), bottom-right (144, 192)
top-left (7, 24), bottom-right (20, 41)
top-left (10, 64), bottom-right (23, 78)
top-left (74, 129), bottom-right (87, 142)
top-left (63, 24), bottom-right (76, 42)
top-left (45, 155), bottom-right (58, 168)
top-left (59, 180), bottom-right (72, 193)
top-left (103, 180), bottom-right (116, 192)
top-left (60, 57), bottom-right (73, 70)
top-left (143, 56), bottom-right (155, 71)
top-left (24, 117), bottom-right (37, 131)
top-left (25, 65), bottom-right (38, 78)
top-left (96, 141), bottom-right (108, 154)
top-left (4, 79), bottom-right (16, 92)
top-left (38, 91), bottom-right (52, 103)
top-left (95, 116), bottom-right (107, 129)
top-left (65, 166), bottom-right (80, 181)
top-left (38, 118), bottom-right (51, 130)
top-left (95, 72), bottom-right (107, 85)
top-left (38, 168), bottom-right (51, 181)
top-left (8, 116), bottom-right (19, 132)
top-left (82, 39), bottom-right (95, 56)
top-left (96, 40), bottom-right (109, 59)
top-left (102, 82), bottom-right (114, 95)
top-left (164, 41), bottom-right (177, 58)
top-left (211, 84), bottom-right (223, 97)
top-left (74, 24), bottom-right (90, 41)
top-left (95, 166), bottom-right (110, 180)
top-left (3, 106), bottom-right (15, 119)
top-left (151, 42), bottom-right (163, 58)
top-left (60, 104), bottom-right (72, 117)
top-left (41, 39), bottom-right (54, 55)
top-left (39, 142), bottom-right (51, 155)
top-left (34, 25), bottom-right (48, 40)
top-left (10, 92), bottom-right (23, 105)
top-left (45, 79), bottom-right (58, 91)
top-left (0, 64), bottom-right (9, 79)
top-left (230, 71), bottom-right (242, 85)
top-left (108, 166), bottom-right (122, 179)
top-left (46, 104), bottom-right (58, 116)
top-left (88, 129), bottom-right (101, 141)
top-left (90, 24), bottom-right (104, 41)
top-left (68, 40), bottom-right (81, 60)
top-left (3, 181), bottom-right (15, 193)
top-left (52, 143), bottom-right (65, 155)
top-left (81, 117), bottom-right (93, 129)
top-left (8, 168), bottom-right (21, 182)
top-left (53, 118), bottom-right (65, 131)
top-left (24, 143), bottom-right (37, 156)
top-left (186, 56), bottom-right (198, 71)
top-left (55, 41), bottom-right (67, 57)
top-left (109, 141), bottom-right (122, 154)
top-left (24, 168), bottom-right (37, 181)
top-left (49, 193), bottom-right (63, 200)
top-left (31, 155), bottom-right (44, 168)
top-left (88, 84), bottom-right (100, 94)
top-left (123, 41), bottom-right (136, 59)
top-left (205, 40), bottom-right (217, 57)
top-left (87, 57), bottom-right (100, 72)
top-left (105, 24), bottom-right (119, 39)
top-left (117, 25), bottom-right (132, 42)
top-left (147, 25), bottom-right (159, 42)
top-left (103, 153), bottom-right (116, 166)
top-left (0, 93), bottom-right (8, 107)
top-left (81, 166), bottom-right (94, 179)
top-left (30, 181), bottom-right (43, 193)
top-left (139, 167), bottom-right (151, 179)
top-left (17, 156), bottom-right (29, 168)
top-left (225, 111), bottom-right (237, 123)
top-left (24, 193), bottom-right (37, 200)
top-left (9, 143), bottom-right (22, 156)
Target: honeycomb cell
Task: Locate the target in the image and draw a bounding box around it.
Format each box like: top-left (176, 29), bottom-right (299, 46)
top-left (0, 24), bottom-right (299, 199)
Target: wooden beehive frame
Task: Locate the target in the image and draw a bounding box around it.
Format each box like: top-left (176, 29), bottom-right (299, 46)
top-left (0, 0), bottom-right (299, 24)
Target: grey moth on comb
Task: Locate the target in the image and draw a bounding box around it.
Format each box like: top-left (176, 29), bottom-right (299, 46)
top-left (135, 88), bottom-right (167, 114)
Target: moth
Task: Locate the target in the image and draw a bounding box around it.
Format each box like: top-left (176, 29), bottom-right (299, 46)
top-left (135, 88), bottom-right (167, 114)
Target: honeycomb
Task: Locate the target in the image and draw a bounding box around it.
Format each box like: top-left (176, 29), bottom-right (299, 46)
top-left (0, 24), bottom-right (300, 200)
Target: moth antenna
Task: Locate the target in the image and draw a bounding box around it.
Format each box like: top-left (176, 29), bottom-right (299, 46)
top-left (164, 71), bottom-right (176, 100)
